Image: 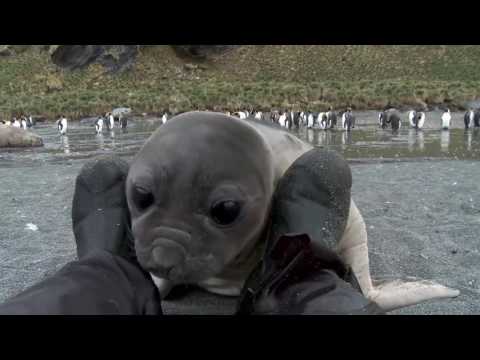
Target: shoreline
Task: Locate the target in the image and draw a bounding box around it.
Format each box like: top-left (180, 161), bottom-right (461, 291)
top-left (31, 109), bottom-right (475, 130)
top-left (13, 99), bottom-right (480, 123)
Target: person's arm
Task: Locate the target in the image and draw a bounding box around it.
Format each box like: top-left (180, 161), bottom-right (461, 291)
top-left (0, 250), bottom-right (161, 315)
top-left (0, 155), bottom-right (163, 315)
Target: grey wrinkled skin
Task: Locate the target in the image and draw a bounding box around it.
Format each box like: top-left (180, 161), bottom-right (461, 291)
top-left (126, 112), bottom-right (276, 286)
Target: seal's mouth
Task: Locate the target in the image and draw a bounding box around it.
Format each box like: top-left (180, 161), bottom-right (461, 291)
top-left (144, 249), bottom-right (222, 284)
top-left (135, 225), bottom-right (226, 284)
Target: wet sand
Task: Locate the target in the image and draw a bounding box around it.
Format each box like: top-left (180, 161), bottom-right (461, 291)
top-left (0, 116), bottom-right (479, 314)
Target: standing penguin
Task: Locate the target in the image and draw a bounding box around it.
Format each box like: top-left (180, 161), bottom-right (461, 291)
top-left (474, 109), bottom-right (480, 128)
top-left (307, 112), bottom-right (315, 129)
top-left (408, 110), bottom-right (417, 128)
top-left (299, 112), bottom-right (306, 126)
top-left (20, 117), bottom-right (27, 130)
top-left (380, 109), bottom-right (401, 131)
top-left (416, 112), bottom-right (426, 129)
top-left (289, 111), bottom-right (295, 128)
top-left (292, 111), bottom-right (301, 129)
top-left (350, 109), bottom-right (356, 129)
top-left (108, 112), bottom-right (115, 130)
top-left (284, 112), bottom-right (290, 129)
top-left (464, 108), bottom-right (474, 129)
top-left (95, 116), bottom-right (104, 134)
top-left (441, 109), bottom-right (451, 130)
top-left (119, 115), bottom-right (128, 130)
top-left (285, 111), bottom-right (294, 130)
top-left (12, 118), bottom-right (21, 128)
top-left (27, 115), bottom-right (34, 128)
top-left (342, 109), bottom-right (353, 131)
top-left (57, 115), bottom-right (68, 135)
top-left (318, 112), bottom-right (327, 130)
top-left (390, 113), bottom-right (401, 131)
top-left (326, 107), bottom-right (337, 129)
top-left (343, 108), bottom-right (355, 130)
top-left (270, 111), bottom-right (278, 124)
top-left (278, 112), bottom-right (287, 128)
top-left (379, 112), bottom-right (388, 129)
top-left (162, 113), bottom-right (168, 125)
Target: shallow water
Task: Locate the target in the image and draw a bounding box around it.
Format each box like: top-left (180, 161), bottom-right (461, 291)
top-left (0, 113), bottom-right (479, 314)
top-left (2, 114), bottom-right (479, 168)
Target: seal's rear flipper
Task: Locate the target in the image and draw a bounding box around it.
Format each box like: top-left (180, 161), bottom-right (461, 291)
top-left (367, 278), bottom-right (460, 312)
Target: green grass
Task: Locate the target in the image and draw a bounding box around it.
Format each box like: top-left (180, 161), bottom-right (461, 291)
top-left (1, 45), bottom-right (480, 120)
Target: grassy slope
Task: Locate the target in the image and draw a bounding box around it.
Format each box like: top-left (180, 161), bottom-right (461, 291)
top-left (1, 45), bottom-right (480, 120)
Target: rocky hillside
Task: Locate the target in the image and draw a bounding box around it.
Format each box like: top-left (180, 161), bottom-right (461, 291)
top-left (1, 45), bottom-right (480, 119)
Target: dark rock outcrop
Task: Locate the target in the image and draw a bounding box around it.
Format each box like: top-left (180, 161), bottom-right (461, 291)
top-left (0, 45), bottom-right (241, 73)
top-left (0, 125), bottom-right (44, 148)
top-left (172, 45), bottom-right (239, 60)
top-left (51, 45), bottom-right (140, 73)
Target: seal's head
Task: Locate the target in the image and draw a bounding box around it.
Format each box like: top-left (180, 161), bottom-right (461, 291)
top-left (127, 112), bottom-right (275, 285)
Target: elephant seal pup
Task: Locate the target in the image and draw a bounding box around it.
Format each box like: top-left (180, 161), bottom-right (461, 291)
top-left (126, 111), bottom-right (459, 312)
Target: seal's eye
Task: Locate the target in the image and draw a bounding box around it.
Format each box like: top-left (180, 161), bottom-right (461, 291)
top-left (210, 200), bottom-right (241, 226)
top-left (133, 187), bottom-right (155, 211)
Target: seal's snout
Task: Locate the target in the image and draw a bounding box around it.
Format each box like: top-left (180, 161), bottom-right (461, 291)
top-left (149, 239), bottom-right (186, 278)
top-left (152, 226), bottom-right (192, 247)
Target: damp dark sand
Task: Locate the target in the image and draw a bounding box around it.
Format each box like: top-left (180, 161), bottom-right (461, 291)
top-left (0, 114), bottom-right (479, 314)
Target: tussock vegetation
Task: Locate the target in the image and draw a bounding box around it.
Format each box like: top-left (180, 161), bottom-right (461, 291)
top-left (1, 45), bottom-right (479, 120)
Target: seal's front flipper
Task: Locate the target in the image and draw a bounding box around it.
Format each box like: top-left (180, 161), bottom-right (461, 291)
top-left (367, 278), bottom-right (460, 312)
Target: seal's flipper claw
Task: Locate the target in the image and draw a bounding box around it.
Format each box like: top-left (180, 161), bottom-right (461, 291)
top-left (367, 279), bottom-right (460, 312)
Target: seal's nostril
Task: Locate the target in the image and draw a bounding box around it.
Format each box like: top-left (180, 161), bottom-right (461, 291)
top-left (152, 242), bottom-right (185, 269)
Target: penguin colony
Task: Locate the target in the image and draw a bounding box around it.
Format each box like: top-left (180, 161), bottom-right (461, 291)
top-left (2, 108), bottom-right (479, 135)
top-left (228, 108), bottom-right (480, 131)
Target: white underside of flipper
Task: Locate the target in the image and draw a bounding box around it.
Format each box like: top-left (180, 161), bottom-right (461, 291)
top-left (336, 200), bottom-right (460, 312)
top-left (367, 278), bottom-right (460, 312)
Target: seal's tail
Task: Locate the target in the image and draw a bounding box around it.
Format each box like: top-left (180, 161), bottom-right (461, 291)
top-left (366, 278), bottom-right (460, 312)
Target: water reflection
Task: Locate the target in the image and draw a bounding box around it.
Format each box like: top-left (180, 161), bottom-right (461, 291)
top-left (306, 129), bottom-right (314, 143)
top-left (110, 131), bottom-right (116, 150)
top-left (60, 136), bottom-right (70, 155)
top-left (318, 130), bottom-right (327, 146)
top-left (464, 130), bottom-right (472, 151)
top-left (297, 126), bottom-right (480, 161)
top-left (3, 120), bottom-right (480, 170)
top-left (418, 131), bottom-right (425, 151)
top-left (96, 133), bottom-right (105, 150)
top-left (341, 131), bottom-right (352, 147)
top-left (440, 130), bottom-right (450, 153)
top-left (408, 129), bottom-right (425, 152)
